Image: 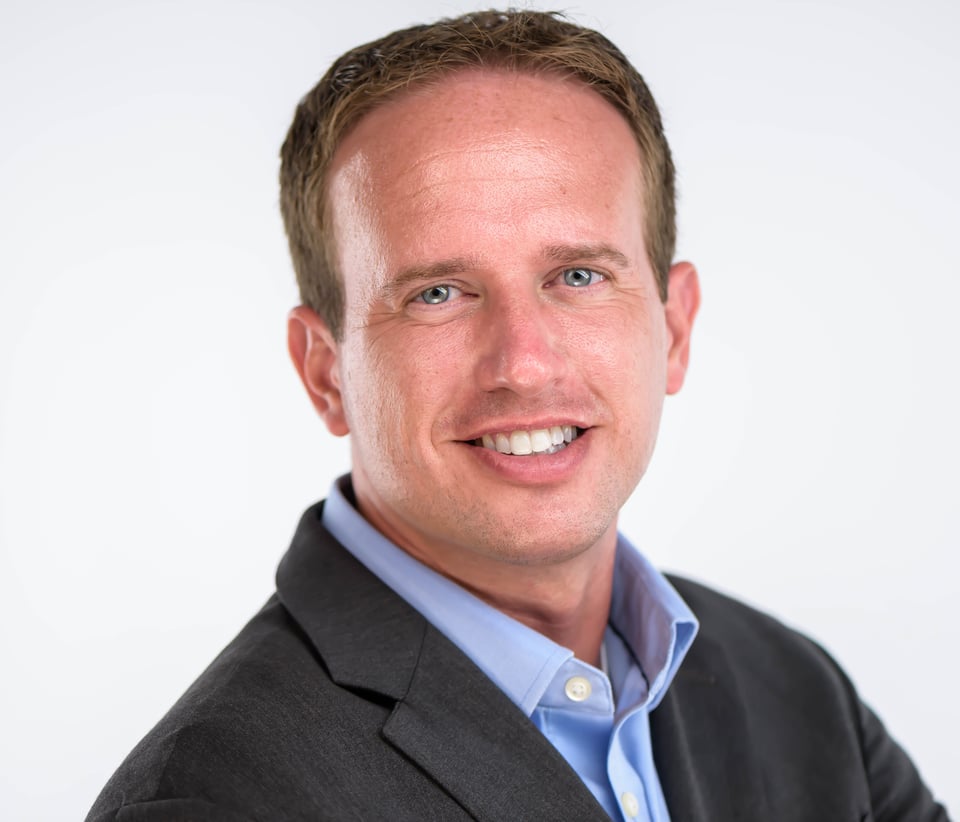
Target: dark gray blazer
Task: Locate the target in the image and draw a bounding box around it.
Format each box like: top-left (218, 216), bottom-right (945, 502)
top-left (87, 502), bottom-right (948, 821)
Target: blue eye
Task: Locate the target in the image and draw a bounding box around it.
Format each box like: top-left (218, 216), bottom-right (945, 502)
top-left (562, 268), bottom-right (603, 287)
top-left (418, 284), bottom-right (453, 304)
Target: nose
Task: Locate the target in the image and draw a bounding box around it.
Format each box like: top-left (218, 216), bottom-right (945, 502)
top-left (475, 296), bottom-right (568, 396)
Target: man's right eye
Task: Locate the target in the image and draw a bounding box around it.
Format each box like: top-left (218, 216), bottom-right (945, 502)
top-left (415, 284), bottom-right (460, 304)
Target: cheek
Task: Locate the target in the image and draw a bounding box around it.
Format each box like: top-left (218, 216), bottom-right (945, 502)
top-left (339, 341), bottom-right (399, 441)
top-left (562, 300), bottom-right (666, 383)
top-left (341, 330), bottom-right (452, 450)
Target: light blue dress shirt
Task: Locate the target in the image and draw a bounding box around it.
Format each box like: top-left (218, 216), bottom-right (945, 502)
top-left (323, 476), bottom-right (698, 822)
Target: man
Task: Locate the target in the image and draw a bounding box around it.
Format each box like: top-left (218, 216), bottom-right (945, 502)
top-left (87, 10), bottom-right (947, 821)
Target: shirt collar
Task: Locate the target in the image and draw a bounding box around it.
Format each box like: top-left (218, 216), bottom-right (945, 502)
top-left (322, 475), bottom-right (697, 715)
top-left (610, 534), bottom-right (699, 709)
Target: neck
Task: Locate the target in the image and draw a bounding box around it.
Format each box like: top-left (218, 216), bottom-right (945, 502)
top-left (465, 554), bottom-right (615, 665)
top-left (409, 523), bottom-right (618, 665)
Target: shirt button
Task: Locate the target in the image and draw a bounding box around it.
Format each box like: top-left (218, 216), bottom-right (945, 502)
top-left (621, 791), bottom-right (640, 818)
top-left (564, 676), bottom-right (592, 702)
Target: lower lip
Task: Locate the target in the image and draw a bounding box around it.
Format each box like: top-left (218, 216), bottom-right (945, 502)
top-left (461, 429), bottom-right (590, 485)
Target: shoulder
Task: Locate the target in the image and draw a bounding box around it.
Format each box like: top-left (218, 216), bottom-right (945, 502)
top-left (85, 596), bottom-right (396, 821)
top-left (668, 572), bottom-right (815, 640)
top-left (666, 573), bottom-right (849, 680)
top-left (665, 572), bottom-right (873, 741)
top-left (660, 574), bottom-right (948, 821)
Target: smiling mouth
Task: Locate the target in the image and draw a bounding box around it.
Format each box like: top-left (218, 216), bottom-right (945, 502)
top-left (471, 425), bottom-right (582, 456)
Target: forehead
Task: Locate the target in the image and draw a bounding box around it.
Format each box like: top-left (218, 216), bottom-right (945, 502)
top-left (329, 68), bottom-right (641, 196)
top-left (325, 69), bottom-right (646, 300)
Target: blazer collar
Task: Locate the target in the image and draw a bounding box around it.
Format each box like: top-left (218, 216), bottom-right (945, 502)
top-left (650, 628), bottom-right (773, 820)
top-left (276, 502), bottom-right (608, 821)
top-left (277, 501), bottom-right (423, 699)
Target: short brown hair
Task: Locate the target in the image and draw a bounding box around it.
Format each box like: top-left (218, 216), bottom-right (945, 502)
top-left (280, 9), bottom-right (676, 339)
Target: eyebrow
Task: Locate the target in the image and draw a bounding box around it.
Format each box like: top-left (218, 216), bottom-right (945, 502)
top-left (541, 242), bottom-right (631, 269)
top-left (381, 256), bottom-right (481, 303)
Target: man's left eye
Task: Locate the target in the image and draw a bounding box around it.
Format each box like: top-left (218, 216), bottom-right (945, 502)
top-left (415, 284), bottom-right (461, 304)
top-left (561, 268), bottom-right (604, 287)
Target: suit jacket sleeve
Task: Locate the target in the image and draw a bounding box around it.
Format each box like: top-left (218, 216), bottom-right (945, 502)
top-left (857, 676), bottom-right (947, 820)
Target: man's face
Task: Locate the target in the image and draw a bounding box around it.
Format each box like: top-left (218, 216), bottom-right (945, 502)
top-left (293, 70), bottom-right (697, 576)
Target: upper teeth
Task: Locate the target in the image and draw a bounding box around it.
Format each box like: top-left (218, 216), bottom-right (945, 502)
top-left (480, 425), bottom-right (577, 455)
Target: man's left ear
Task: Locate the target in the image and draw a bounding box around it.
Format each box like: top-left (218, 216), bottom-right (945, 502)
top-left (664, 261), bottom-right (701, 395)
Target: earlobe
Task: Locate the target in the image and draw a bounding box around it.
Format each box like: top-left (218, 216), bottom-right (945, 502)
top-left (287, 306), bottom-right (350, 436)
top-left (664, 261), bottom-right (701, 395)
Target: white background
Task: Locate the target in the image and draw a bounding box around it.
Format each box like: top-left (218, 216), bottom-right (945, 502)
top-left (1, 0), bottom-right (957, 818)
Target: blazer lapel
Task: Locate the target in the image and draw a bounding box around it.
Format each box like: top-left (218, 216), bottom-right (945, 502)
top-left (383, 624), bottom-right (609, 821)
top-left (277, 502), bottom-right (425, 700)
top-left (650, 632), bottom-right (772, 821)
top-left (277, 503), bottom-right (607, 821)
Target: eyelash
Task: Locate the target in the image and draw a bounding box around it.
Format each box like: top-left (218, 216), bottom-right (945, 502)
top-left (553, 267), bottom-right (605, 288)
top-left (412, 283), bottom-right (465, 305)
top-left (410, 267), bottom-right (606, 307)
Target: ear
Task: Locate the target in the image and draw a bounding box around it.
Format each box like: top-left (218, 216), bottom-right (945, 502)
top-left (287, 306), bottom-right (349, 436)
top-left (664, 261), bottom-right (701, 395)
